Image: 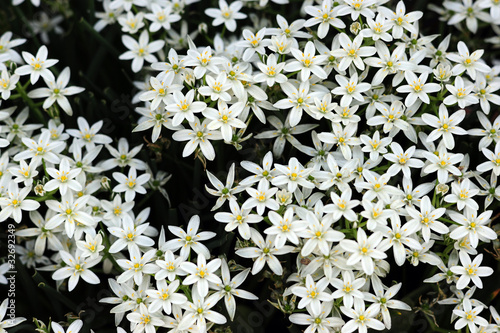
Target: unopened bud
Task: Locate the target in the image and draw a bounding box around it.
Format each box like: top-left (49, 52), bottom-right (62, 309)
top-left (350, 22), bottom-right (361, 35)
top-left (34, 183), bottom-right (46, 196)
top-left (436, 183), bottom-right (449, 195)
top-left (100, 176), bottom-right (111, 190)
top-left (198, 23), bottom-right (208, 34)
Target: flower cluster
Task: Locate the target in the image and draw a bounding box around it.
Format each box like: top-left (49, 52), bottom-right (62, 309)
top-left (1, 0), bottom-right (500, 332)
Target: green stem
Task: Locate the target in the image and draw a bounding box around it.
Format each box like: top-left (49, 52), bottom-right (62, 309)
top-left (79, 18), bottom-right (121, 58)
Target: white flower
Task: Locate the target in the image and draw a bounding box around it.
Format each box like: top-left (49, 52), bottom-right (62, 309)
top-left (139, 72), bottom-right (183, 110)
top-left (253, 53), bottom-right (287, 87)
top-left (340, 301), bottom-right (385, 333)
top-left (100, 138), bottom-right (147, 171)
top-left (205, 0), bottom-right (246, 32)
top-left (27, 67), bottom-right (84, 116)
top-left (116, 247), bottom-right (158, 285)
top-left (360, 131), bottom-right (392, 161)
top-left (52, 250), bottom-right (100, 291)
top-left (126, 303), bottom-right (164, 333)
top-left (422, 104), bottom-right (467, 150)
top-left (363, 277), bottom-right (411, 330)
top-left (203, 100), bottom-right (246, 142)
top-left (206, 164), bottom-right (244, 211)
top-left (238, 28), bottom-right (270, 62)
top-left (477, 141), bottom-right (500, 176)
top-left (0, 183), bottom-right (39, 223)
top-left (66, 117), bottom-right (113, 151)
top-left (298, 211), bottom-right (345, 256)
top-left (424, 250), bottom-right (460, 284)
top-left (172, 117), bottom-right (223, 160)
top-left (236, 229), bottom-right (294, 275)
top-left (184, 43), bottom-right (222, 79)
top-left (94, 0), bottom-right (123, 32)
top-left (242, 178), bottom-right (279, 215)
top-left (384, 142), bottom-right (424, 178)
top-left (292, 274), bottom-right (333, 315)
top-left (285, 41), bottom-right (328, 81)
top-left (330, 33), bottom-right (376, 71)
top-left (340, 228), bottom-right (387, 275)
top-left (239, 150), bottom-right (276, 187)
top-left (101, 194), bottom-right (134, 227)
top-left (366, 100), bottom-right (409, 136)
top-left (45, 194), bottom-right (95, 238)
top-left (0, 298), bottom-right (26, 331)
top-left (444, 76), bottom-right (478, 108)
top-left (110, 0), bottom-right (147, 12)
top-left (119, 30), bottom-right (165, 73)
top-left (272, 157), bottom-right (314, 193)
top-left (336, 0), bottom-right (377, 21)
top-left (108, 214), bottom-right (154, 253)
top-left (451, 252), bottom-right (494, 289)
top-left (155, 249), bottom-right (186, 281)
top-left (15, 211), bottom-right (63, 256)
top-left (318, 123), bottom-right (361, 160)
top-left (361, 13), bottom-right (392, 42)
top-left (112, 167), bottom-right (150, 202)
top-left (76, 233), bottom-right (105, 259)
top-left (446, 41), bottom-right (491, 79)
top-left (14, 130), bottom-right (64, 164)
top-left (164, 215), bottom-right (216, 259)
top-left (304, 0), bottom-right (346, 39)
top-left (444, 0), bottom-right (490, 33)
top-left (376, 215), bottom-right (422, 266)
top-left (273, 80), bottom-right (320, 127)
top-left (364, 42), bottom-right (409, 86)
top-left (45, 158), bottom-right (82, 196)
top-left (15, 45), bottom-right (58, 83)
top-left (289, 301), bottom-right (344, 333)
top-left (422, 146), bottom-right (464, 184)
top-left (330, 270), bottom-right (365, 308)
top-left (405, 196), bottom-right (449, 243)
top-left (178, 288), bottom-right (226, 332)
top-left (254, 115), bottom-right (318, 157)
top-left (397, 71), bottom-right (441, 107)
top-left (354, 170), bottom-right (398, 204)
top-left (8, 158), bottom-right (39, 186)
top-left (0, 70), bottom-right (19, 100)
top-left (145, 3), bottom-right (181, 32)
top-left (324, 188), bottom-right (360, 222)
top-left (166, 90), bottom-right (207, 127)
top-left (199, 72), bottom-right (232, 102)
top-left (473, 73), bottom-right (500, 114)
top-left (146, 279), bottom-right (187, 314)
top-left (51, 320), bottom-right (83, 333)
top-left (214, 260), bottom-right (257, 321)
top-left (181, 254), bottom-right (222, 297)
top-left (332, 73), bottom-right (371, 107)
top-left (444, 179), bottom-right (480, 211)
top-left (449, 209), bottom-right (497, 248)
top-left (265, 207), bottom-right (307, 248)
top-left (379, 1), bottom-right (423, 39)
top-left (452, 298), bottom-right (488, 333)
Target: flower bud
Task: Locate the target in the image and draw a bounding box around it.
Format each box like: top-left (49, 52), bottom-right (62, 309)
top-left (436, 183), bottom-right (449, 195)
top-left (350, 22), bottom-right (361, 35)
top-left (100, 176), bottom-right (111, 191)
top-left (198, 23), bottom-right (208, 34)
top-left (34, 183), bottom-right (46, 196)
